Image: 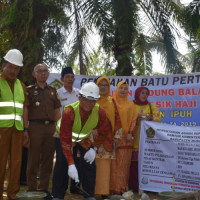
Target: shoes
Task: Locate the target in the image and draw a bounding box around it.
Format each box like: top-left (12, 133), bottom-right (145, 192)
top-left (43, 191), bottom-right (53, 200)
top-left (70, 188), bottom-right (85, 195)
top-left (101, 195), bottom-right (109, 199)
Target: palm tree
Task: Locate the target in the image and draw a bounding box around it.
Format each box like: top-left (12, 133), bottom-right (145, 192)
top-left (69, 0), bottom-right (190, 75)
top-left (1, 0), bottom-right (196, 78)
top-left (0, 0), bottom-right (69, 82)
top-left (63, 0), bottom-right (113, 75)
top-left (181, 0), bottom-right (200, 72)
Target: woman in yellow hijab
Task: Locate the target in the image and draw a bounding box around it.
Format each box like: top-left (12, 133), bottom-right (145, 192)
top-left (110, 81), bottom-right (137, 195)
top-left (94, 76), bottom-right (121, 198)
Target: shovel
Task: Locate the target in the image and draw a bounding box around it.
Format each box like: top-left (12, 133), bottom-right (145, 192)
top-left (75, 182), bottom-right (90, 197)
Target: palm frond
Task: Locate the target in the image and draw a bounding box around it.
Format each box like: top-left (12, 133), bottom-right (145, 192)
top-left (82, 0), bottom-right (113, 52)
top-left (133, 34), bottom-right (153, 75)
top-left (138, 0), bottom-right (184, 73)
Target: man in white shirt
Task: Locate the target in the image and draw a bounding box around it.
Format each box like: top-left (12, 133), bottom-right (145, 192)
top-left (52, 67), bottom-right (79, 200)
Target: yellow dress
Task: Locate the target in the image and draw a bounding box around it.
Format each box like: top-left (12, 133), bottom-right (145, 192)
top-left (94, 76), bottom-right (118, 195)
top-left (133, 103), bottom-right (161, 152)
top-left (110, 81), bottom-right (137, 194)
top-left (128, 102), bottom-right (161, 191)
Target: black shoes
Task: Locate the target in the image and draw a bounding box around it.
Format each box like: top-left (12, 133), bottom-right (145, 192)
top-left (101, 195), bottom-right (109, 199)
top-left (43, 191), bottom-right (53, 200)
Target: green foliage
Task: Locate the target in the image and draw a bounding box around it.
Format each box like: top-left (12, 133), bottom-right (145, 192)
top-left (134, 34), bottom-right (153, 76)
top-left (1, 0), bottom-right (200, 79)
top-left (0, 0), bottom-right (69, 82)
top-left (138, 0), bottom-right (185, 74)
top-left (83, 0), bottom-right (113, 52)
top-left (73, 0), bottom-right (190, 75)
top-left (71, 45), bottom-right (117, 76)
top-left (111, 0), bottom-right (139, 75)
top-left (180, 0), bottom-right (200, 72)
top-left (87, 45), bottom-right (117, 76)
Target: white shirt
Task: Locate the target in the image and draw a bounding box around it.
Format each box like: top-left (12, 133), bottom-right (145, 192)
top-left (57, 86), bottom-right (79, 115)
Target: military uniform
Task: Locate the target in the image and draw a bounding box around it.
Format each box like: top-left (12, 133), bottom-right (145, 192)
top-left (26, 83), bottom-right (61, 192)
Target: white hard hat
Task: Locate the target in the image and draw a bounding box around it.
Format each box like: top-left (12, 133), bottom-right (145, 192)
top-left (79, 82), bottom-right (100, 100)
top-left (3, 49), bottom-right (23, 67)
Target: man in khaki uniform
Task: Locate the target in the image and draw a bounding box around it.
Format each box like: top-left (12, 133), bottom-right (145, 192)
top-left (0, 49), bottom-right (29, 200)
top-left (26, 63), bottom-right (61, 200)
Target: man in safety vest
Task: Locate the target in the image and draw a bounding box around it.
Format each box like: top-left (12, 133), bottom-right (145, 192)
top-left (0, 49), bottom-right (29, 200)
top-left (60, 82), bottom-right (112, 200)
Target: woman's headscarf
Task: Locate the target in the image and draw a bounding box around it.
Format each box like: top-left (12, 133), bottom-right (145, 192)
top-left (134, 86), bottom-right (149, 105)
top-left (113, 81), bottom-right (136, 133)
top-left (96, 76), bottom-right (115, 131)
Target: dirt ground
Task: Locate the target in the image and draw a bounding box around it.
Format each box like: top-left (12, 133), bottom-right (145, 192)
top-left (2, 185), bottom-right (159, 200)
top-left (3, 174), bottom-right (159, 200)
top-left (2, 158), bottom-right (160, 200)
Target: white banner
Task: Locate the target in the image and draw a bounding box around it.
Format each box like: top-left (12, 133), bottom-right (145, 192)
top-left (48, 73), bottom-right (200, 126)
top-left (139, 121), bottom-right (200, 193)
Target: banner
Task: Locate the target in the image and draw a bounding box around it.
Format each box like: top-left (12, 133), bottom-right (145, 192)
top-left (139, 120), bottom-right (200, 193)
top-left (47, 73), bottom-right (200, 126)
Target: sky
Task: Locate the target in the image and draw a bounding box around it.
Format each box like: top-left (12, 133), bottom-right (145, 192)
top-left (181, 0), bottom-right (193, 5)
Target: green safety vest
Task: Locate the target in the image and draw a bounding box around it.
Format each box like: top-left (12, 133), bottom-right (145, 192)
top-left (57, 101), bottom-right (99, 142)
top-left (0, 78), bottom-right (24, 130)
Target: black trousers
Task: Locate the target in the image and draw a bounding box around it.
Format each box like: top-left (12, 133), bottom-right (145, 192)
top-left (52, 139), bottom-right (80, 198)
top-left (76, 144), bottom-right (96, 198)
top-left (20, 147), bottom-right (28, 184)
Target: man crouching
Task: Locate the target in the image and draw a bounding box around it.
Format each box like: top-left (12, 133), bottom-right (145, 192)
top-left (60, 82), bottom-right (112, 200)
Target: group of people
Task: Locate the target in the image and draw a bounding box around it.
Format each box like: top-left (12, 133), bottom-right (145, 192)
top-left (0, 49), bottom-right (161, 200)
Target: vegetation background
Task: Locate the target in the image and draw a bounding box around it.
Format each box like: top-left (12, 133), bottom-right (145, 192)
top-left (0, 0), bottom-right (200, 83)
top-left (1, 1), bottom-right (199, 199)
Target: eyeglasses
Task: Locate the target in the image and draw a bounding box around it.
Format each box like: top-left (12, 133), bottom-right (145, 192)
top-left (35, 69), bottom-right (49, 74)
top-left (99, 84), bottom-right (109, 87)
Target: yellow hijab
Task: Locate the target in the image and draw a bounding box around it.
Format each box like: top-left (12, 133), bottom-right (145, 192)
top-left (113, 81), bottom-right (136, 133)
top-left (96, 76), bottom-right (115, 132)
